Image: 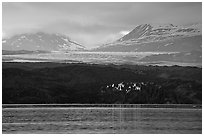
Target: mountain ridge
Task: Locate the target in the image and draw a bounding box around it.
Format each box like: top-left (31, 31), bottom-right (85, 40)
top-left (2, 32), bottom-right (86, 51)
top-left (95, 23), bottom-right (202, 52)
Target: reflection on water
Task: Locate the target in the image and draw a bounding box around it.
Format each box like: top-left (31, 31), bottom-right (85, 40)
top-left (2, 106), bottom-right (202, 134)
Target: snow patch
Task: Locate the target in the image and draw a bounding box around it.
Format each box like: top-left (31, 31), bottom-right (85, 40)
top-left (163, 43), bottom-right (173, 47)
top-left (21, 35), bottom-right (26, 39)
top-left (62, 38), bottom-right (69, 42)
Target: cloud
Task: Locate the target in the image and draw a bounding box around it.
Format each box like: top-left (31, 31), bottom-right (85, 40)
top-left (119, 31), bottom-right (130, 35)
top-left (2, 2), bottom-right (202, 48)
top-left (2, 31), bottom-right (6, 38)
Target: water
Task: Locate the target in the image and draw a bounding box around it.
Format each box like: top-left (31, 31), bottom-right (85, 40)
top-left (2, 105), bottom-right (202, 134)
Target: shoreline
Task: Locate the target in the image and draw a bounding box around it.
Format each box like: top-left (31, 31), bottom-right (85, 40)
top-left (3, 104), bottom-right (202, 109)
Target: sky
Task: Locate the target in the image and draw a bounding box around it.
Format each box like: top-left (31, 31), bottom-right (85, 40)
top-left (2, 2), bottom-right (202, 48)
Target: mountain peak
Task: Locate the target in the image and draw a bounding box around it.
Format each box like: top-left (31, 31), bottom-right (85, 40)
top-left (94, 23), bottom-right (202, 52)
top-left (117, 23), bottom-right (201, 42)
top-left (2, 32), bottom-right (86, 51)
top-left (118, 24), bottom-right (152, 41)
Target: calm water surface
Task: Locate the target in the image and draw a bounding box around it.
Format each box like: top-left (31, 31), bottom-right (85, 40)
top-left (2, 105), bottom-right (202, 134)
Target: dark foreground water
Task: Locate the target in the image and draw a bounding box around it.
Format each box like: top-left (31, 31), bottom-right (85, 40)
top-left (2, 104), bottom-right (202, 134)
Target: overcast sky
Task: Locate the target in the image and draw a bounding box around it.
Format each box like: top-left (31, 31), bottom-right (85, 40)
top-left (2, 2), bottom-right (202, 48)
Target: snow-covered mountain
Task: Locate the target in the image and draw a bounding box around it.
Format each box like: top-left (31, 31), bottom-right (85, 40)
top-left (2, 32), bottom-right (86, 51)
top-left (95, 23), bottom-right (202, 52)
